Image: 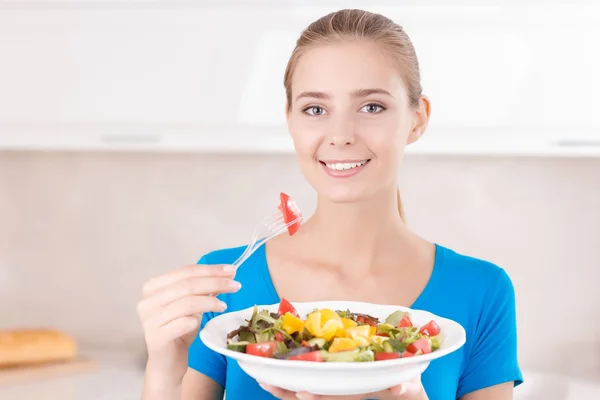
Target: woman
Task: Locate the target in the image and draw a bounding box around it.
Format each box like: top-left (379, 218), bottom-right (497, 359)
top-left (137, 9), bottom-right (523, 400)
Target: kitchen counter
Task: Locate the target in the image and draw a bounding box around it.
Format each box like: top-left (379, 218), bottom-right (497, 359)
top-left (0, 350), bottom-right (145, 400)
top-left (0, 349), bottom-right (598, 400)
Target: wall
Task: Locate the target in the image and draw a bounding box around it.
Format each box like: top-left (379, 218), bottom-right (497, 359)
top-left (1, 151), bottom-right (599, 380)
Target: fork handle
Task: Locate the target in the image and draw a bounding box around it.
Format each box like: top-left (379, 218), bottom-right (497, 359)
top-left (231, 236), bottom-right (268, 271)
top-left (230, 217), bottom-right (301, 271)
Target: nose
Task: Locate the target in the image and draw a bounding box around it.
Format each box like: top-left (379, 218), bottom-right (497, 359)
top-left (328, 119), bottom-right (356, 147)
top-left (329, 135), bottom-right (355, 146)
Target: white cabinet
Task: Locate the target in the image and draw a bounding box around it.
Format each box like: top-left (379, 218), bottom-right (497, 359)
top-left (1, 1), bottom-right (599, 156)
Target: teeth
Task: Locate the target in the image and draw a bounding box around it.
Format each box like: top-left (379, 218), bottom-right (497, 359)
top-left (324, 160), bottom-right (368, 171)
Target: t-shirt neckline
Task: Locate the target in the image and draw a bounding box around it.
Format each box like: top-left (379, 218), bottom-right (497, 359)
top-left (257, 242), bottom-right (446, 309)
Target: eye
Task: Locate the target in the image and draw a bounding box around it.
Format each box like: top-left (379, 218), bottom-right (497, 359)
top-left (302, 106), bottom-right (327, 116)
top-left (360, 103), bottom-right (386, 114)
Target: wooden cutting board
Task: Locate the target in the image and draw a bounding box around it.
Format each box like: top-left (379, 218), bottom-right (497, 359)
top-left (0, 357), bottom-right (97, 387)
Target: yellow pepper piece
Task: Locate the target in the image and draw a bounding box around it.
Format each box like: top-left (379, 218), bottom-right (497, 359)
top-left (304, 312), bottom-right (321, 335)
top-left (282, 312), bottom-right (304, 334)
top-left (329, 337), bottom-right (361, 353)
top-left (333, 317), bottom-right (357, 337)
top-left (346, 325), bottom-right (371, 340)
top-left (320, 320), bottom-right (343, 341)
top-left (370, 326), bottom-right (377, 336)
top-left (342, 318), bottom-right (358, 330)
top-left (319, 309), bottom-right (342, 325)
top-left (305, 311), bottom-right (343, 341)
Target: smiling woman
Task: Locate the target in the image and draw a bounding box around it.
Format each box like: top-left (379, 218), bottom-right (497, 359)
top-left (283, 28), bottom-right (428, 216)
top-left (137, 8), bottom-right (523, 400)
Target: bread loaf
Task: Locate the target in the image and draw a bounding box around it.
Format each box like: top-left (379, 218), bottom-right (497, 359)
top-left (0, 329), bottom-right (78, 368)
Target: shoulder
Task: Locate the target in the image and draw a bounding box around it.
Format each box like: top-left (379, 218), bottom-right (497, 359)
top-left (436, 244), bottom-right (515, 297)
top-left (423, 244), bottom-right (517, 331)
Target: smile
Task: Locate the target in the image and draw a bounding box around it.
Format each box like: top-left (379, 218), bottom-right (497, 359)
top-left (319, 159), bottom-right (371, 178)
top-left (323, 160), bottom-right (369, 171)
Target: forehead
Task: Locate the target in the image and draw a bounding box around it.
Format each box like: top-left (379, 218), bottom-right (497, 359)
top-left (291, 40), bottom-right (407, 98)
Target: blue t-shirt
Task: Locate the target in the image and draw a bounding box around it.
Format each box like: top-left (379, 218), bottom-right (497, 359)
top-left (189, 243), bottom-right (523, 400)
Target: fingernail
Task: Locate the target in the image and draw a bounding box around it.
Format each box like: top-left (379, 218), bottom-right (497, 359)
top-left (228, 280), bottom-right (242, 290)
top-left (223, 265), bottom-right (236, 273)
top-left (219, 301), bottom-right (228, 311)
top-left (296, 394), bottom-right (307, 400)
top-left (258, 382), bottom-right (270, 391)
top-left (392, 385), bottom-right (407, 396)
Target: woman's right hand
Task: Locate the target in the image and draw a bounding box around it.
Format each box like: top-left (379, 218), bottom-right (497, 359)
top-left (137, 264), bottom-right (241, 389)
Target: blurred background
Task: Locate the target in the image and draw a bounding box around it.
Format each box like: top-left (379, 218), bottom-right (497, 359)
top-left (0, 0), bottom-right (599, 399)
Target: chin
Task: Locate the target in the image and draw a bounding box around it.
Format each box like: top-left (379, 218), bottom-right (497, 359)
top-left (316, 183), bottom-right (374, 204)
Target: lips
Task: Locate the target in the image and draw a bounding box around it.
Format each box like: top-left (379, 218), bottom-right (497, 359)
top-left (321, 160), bottom-right (369, 171)
top-left (319, 159), bottom-right (371, 178)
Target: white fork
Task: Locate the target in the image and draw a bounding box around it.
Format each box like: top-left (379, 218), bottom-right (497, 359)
top-left (231, 210), bottom-right (302, 271)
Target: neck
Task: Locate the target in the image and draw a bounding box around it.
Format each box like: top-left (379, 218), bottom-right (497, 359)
top-left (300, 186), bottom-right (409, 275)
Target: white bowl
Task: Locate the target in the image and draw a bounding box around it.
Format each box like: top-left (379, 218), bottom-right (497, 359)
top-left (200, 301), bottom-right (466, 396)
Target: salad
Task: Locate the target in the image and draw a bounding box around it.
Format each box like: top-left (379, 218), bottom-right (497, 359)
top-left (226, 298), bottom-right (443, 362)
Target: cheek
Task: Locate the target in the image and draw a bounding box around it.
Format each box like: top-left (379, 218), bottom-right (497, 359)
top-left (289, 117), bottom-right (326, 158)
top-left (359, 118), bottom-right (406, 159)
top-left (289, 125), bottom-right (320, 161)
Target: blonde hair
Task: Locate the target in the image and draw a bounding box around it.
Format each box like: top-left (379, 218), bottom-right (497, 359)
top-left (283, 9), bottom-right (422, 221)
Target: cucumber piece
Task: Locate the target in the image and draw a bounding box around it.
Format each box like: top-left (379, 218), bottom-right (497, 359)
top-left (430, 335), bottom-right (442, 350)
top-left (353, 349), bottom-right (375, 362)
top-left (307, 338), bottom-right (327, 349)
top-left (376, 323), bottom-right (397, 335)
top-left (227, 341), bottom-right (249, 353)
top-left (326, 349), bottom-right (360, 362)
top-left (384, 311), bottom-right (407, 326)
top-left (383, 340), bottom-right (394, 353)
top-left (368, 341), bottom-right (385, 353)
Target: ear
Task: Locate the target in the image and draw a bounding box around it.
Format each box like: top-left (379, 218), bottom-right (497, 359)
top-left (407, 95), bottom-right (431, 145)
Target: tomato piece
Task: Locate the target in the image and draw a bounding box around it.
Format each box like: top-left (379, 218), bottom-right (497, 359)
top-left (356, 315), bottom-right (378, 326)
top-left (278, 192), bottom-right (303, 236)
top-left (246, 342), bottom-right (277, 358)
top-left (289, 350), bottom-right (324, 362)
top-left (406, 338), bottom-right (432, 355)
top-left (301, 340), bottom-right (311, 347)
top-left (278, 298), bottom-right (299, 318)
top-left (402, 351), bottom-right (416, 358)
top-left (376, 332), bottom-right (389, 337)
top-left (375, 352), bottom-right (401, 361)
top-left (275, 331), bottom-right (284, 342)
top-left (398, 314), bottom-right (413, 328)
top-left (418, 320), bottom-right (441, 336)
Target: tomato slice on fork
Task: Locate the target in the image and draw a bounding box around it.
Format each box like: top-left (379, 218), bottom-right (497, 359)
top-left (278, 192), bottom-right (303, 236)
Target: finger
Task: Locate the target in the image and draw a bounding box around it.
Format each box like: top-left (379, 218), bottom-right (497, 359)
top-left (142, 264), bottom-right (235, 295)
top-left (145, 295), bottom-right (227, 329)
top-left (138, 277), bottom-right (240, 316)
top-left (150, 316), bottom-right (200, 344)
top-left (257, 382), bottom-right (298, 400)
top-left (390, 381), bottom-right (425, 397)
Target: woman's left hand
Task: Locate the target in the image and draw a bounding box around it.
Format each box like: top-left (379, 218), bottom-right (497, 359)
top-left (257, 377), bottom-right (427, 400)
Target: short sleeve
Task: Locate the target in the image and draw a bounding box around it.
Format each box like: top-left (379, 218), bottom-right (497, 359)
top-left (187, 253), bottom-right (227, 387)
top-left (456, 268), bottom-right (523, 398)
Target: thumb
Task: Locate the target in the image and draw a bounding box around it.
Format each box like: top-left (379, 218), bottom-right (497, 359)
top-left (389, 380), bottom-right (424, 397)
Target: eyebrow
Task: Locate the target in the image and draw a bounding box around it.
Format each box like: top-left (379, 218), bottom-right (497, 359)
top-left (295, 88), bottom-right (394, 102)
